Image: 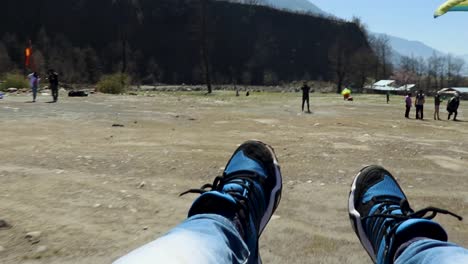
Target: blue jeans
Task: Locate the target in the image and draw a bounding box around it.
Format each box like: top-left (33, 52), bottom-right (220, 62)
top-left (114, 215), bottom-right (468, 264)
top-left (396, 239), bottom-right (468, 264)
top-left (114, 214), bottom-right (249, 264)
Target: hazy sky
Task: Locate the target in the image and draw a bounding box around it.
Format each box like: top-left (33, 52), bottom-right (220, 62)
top-left (309, 0), bottom-right (468, 56)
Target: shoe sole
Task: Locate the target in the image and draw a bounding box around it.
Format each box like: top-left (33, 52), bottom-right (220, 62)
top-left (348, 165), bottom-right (379, 263)
top-left (256, 141), bottom-right (282, 236)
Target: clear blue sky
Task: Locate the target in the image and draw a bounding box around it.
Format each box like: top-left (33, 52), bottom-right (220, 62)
top-left (309, 0), bottom-right (468, 55)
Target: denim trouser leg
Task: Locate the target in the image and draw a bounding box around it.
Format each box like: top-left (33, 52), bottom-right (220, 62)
top-left (32, 86), bottom-right (38, 101)
top-left (113, 214), bottom-right (250, 264)
top-left (396, 239), bottom-right (468, 264)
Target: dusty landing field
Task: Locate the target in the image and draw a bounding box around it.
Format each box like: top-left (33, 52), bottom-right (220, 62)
top-left (0, 91), bottom-right (467, 264)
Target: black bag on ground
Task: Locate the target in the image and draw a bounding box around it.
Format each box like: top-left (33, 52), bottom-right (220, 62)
top-left (68, 91), bottom-right (88, 97)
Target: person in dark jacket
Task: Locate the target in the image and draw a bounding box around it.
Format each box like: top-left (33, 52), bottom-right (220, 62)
top-left (48, 69), bottom-right (59, 102)
top-left (301, 82), bottom-right (311, 113)
top-left (414, 90), bottom-right (426, 120)
top-left (447, 93), bottom-right (460, 121)
top-left (434, 92), bottom-right (442, 120)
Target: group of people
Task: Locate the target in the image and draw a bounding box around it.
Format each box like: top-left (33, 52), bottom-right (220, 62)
top-left (405, 90), bottom-right (461, 121)
top-left (26, 69), bottom-right (60, 103)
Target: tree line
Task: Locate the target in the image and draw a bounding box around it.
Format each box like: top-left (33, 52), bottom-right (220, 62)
top-left (0, 0), bottom-right (398, 93)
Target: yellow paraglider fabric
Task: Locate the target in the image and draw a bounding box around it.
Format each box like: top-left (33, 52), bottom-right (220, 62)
top-left (434, 0), bottom-right (468, 18)
top-left (341, 88), bottom-right (351, 96)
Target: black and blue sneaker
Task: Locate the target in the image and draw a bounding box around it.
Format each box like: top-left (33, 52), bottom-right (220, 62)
top-left (348, 165), bottom-right (462, 264)
top-left (181, 140), bottom-right (282, 262)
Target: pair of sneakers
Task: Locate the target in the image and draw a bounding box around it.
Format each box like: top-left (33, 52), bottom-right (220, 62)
top-left (184, 141), bottom-right (462, 263)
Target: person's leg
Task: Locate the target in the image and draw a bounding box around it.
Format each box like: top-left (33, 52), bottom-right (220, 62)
top-left (114, 214), bottom-right (249, 264)
top-left (349, 165), bottom-right (464, 264)
top-left (394, 238), bottom-right (468, 264)
top-left (302, 97), bottom-right (305, 112)
top-left (52, 86), bottom-right (58, 102)
top-left (405, 106), bottom-right (410, 118)
top-left (114, 141), bottom-right (282, 264)
top-left (421, 105), bottom-right (424, 120)
top-left (306, 97), bottom-right (310, 113)
top-left (454, 110), bottom-right (458, 121)
top-left (32, 86), bottom-right (37, 102)
top-left (448, 111), bottom-right (452, 120)
top-left (415, 106), bottom-right (419, 119)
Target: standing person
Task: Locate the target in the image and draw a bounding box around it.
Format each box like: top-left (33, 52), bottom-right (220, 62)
top-left (386, 92), bottom-right (390, 104)
top-left (301, 82), bottom-right (311, 113)
top-left (447, 93), bottom-right (460, 121)
top-left (415, 90), bottom-right (426, 120)
top-left (27, 72), bottom-right (40, 103)
top-left (48, 69), bottom-right (59, 102)
top-left (434, 92), bottom-right (442, 120)
top-left (405, 93), bottom-right (412, 118)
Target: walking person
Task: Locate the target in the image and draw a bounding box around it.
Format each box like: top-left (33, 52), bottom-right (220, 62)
top-left (415, 90), bottom-right (426, 120)
top-left (447, 93), bottom-right (461, 121)
top-left (434, 92), bottom-right (442, 120)
top-left (301, 82), bottom-right (311, 113)
top-left (386, 92), bottom-right (390, 104)
top-left (27, 72), bottom-right (40, 103)
top-left (405, 93), bottom-right (412, 118)
top-left (48, 69), bottom-right (59, 102)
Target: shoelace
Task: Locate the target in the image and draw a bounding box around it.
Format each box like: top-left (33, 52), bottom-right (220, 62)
top-left (180, 173), bottom-right (265, 232)
top-left (362, 198), bottom-right (463, 257)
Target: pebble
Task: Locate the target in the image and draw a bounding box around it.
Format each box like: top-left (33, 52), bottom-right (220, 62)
top-left (306, 180), bottom-right (312, 184)
top-left (93, 204), bottom-right (101, 208)
top-left (320, 183), bottom-right (326, 186)
top-left (271, 215), bottom-right (281, 220)
top-left (36, 245), bottom-right (48, 253)
top-left (25, 231), bottom-right (41, 244)
top-left (138, 181), bottom-right (146, 189)
top-left (143, 226), bottom-right (149, 230)
top-left (0, 219), bottom-right (11, 229)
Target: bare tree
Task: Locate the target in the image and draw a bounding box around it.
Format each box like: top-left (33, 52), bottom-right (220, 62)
top-left (112, 0), bottom-right (144, 86)
top-left (350, 48), bottom-right (375, 91)
top-left (0, 41), bottom-right (12, 73)
top-left (329, 39), bottom-right (352, 94)
top-left (369, 35), bottom-right (393, 79)
top-left (190, 0), bottom-right (213, 93)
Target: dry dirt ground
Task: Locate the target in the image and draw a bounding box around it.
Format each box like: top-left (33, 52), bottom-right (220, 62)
top-left (0, 91), bottom-right (467, 264)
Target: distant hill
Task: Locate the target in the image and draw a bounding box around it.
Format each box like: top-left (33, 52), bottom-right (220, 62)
top-left (227, 0), bottom-right (328, 15)
top-left (266, 0), bottom-right (327, 15)
top-left (374, 33), bottom-right (443, 61)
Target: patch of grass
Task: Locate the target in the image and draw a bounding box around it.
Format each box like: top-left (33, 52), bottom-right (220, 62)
top-left (96, 73), bottom-right (130, 94)
top-left (0, 72), bottom-right (29, 91)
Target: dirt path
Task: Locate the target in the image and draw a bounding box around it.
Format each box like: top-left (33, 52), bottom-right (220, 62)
top-left (0, 92), bottom-right (467, 263)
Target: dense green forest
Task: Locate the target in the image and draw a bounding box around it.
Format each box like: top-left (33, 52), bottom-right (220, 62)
top-left (0, 0), bottom-right (375, 87)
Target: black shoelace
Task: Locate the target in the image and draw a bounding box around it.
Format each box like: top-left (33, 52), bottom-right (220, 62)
top-left (180, 173), bottom-right (264, 232)
top-left (362, 198), bottom-right (463, 257)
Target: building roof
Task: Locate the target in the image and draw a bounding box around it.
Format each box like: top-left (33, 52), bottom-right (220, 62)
top-left (373, 80), bottom-right (395, 86)
top-left (453, 87), bottom-right (468, 94)
top-left (439, 87), bottom-right (468, 94)
top-left (397, 84), bottom-right (416, 90)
